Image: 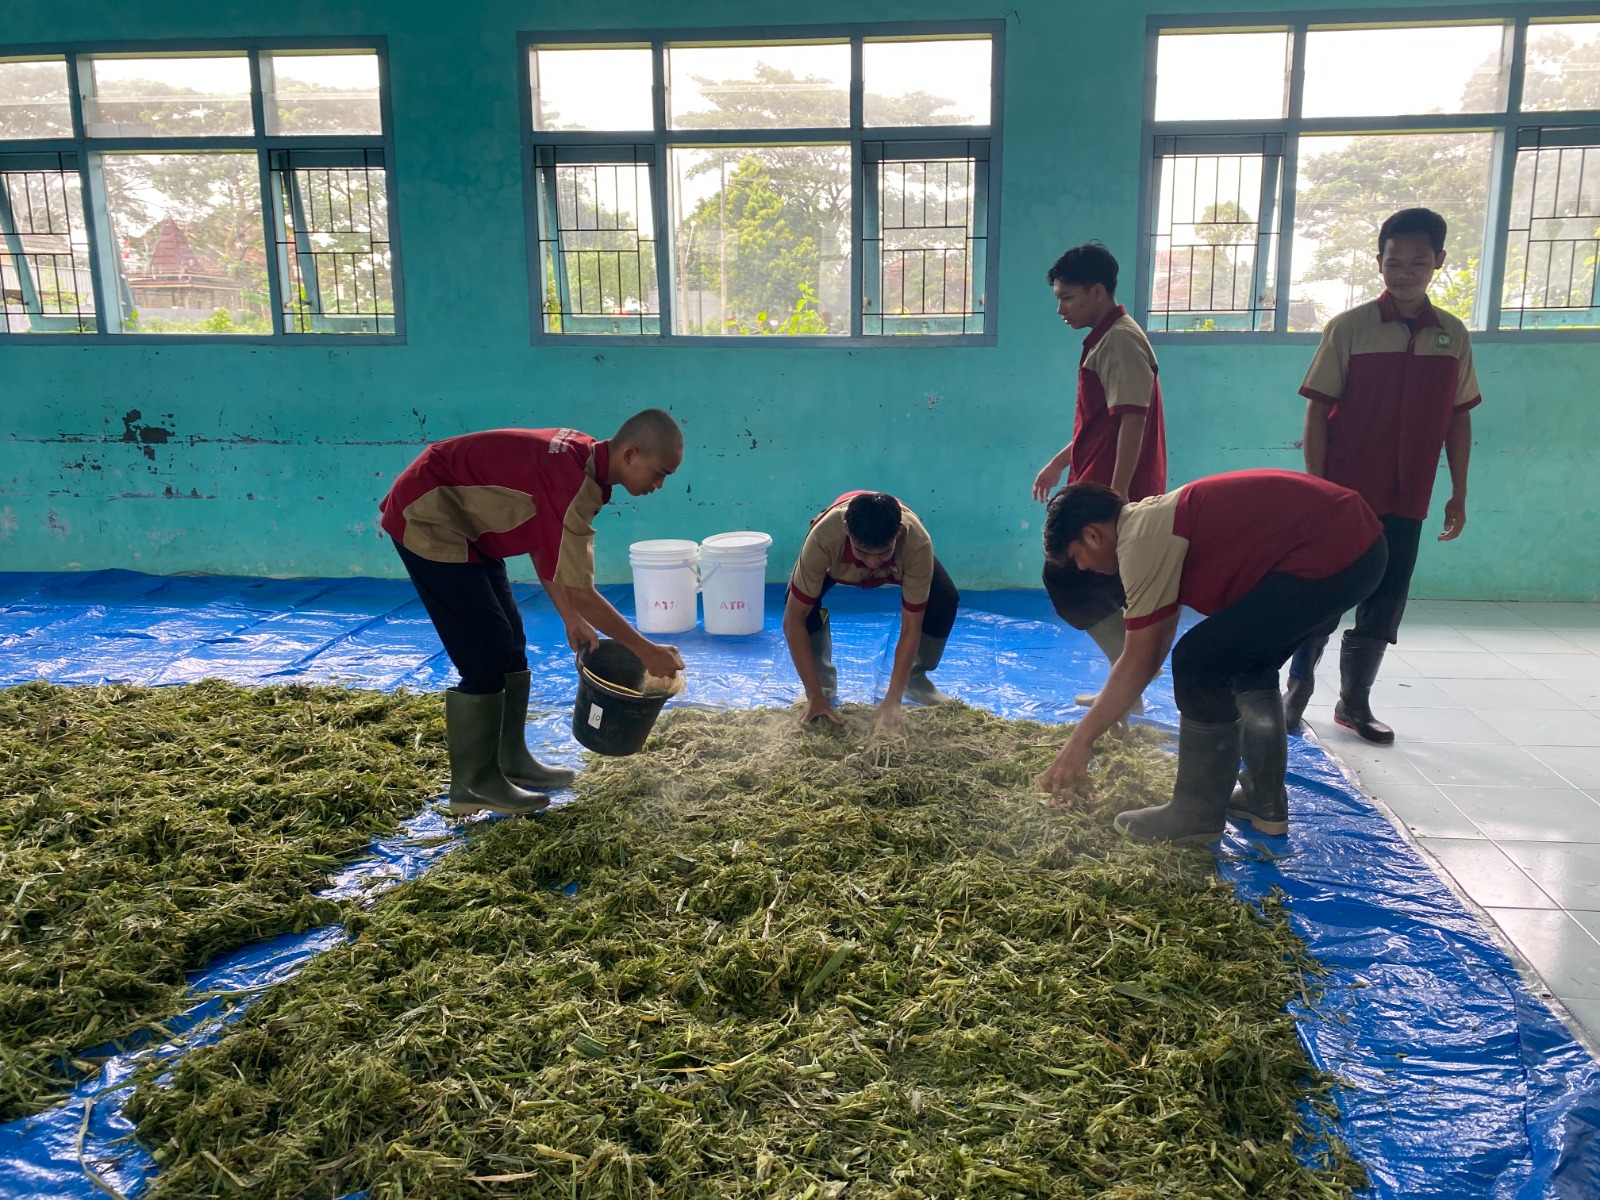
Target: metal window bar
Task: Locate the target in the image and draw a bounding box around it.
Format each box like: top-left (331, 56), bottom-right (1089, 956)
top-left (0, 153), bottom-right (96, 334)
top-left (533, 145), bottom-right (658, 335)
top-left (1501, 127), bottom-right (1600, 329)
top-left (862, 139), bottom-right (987, 335)
top-left (270, 148), bottom-right (393, 334)
top-left (1147, 135), bottom-right (1282, 333)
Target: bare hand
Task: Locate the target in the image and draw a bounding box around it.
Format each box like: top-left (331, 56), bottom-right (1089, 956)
top-left (1037, 740), bottom-right (1092, 806)
top-left (874, 698), bottom-right (907, 734)
top-left (565, 615), bottom-right (600, 655)
top-left (801, 694), bottom-right (842, 726)
top-left (1438, 496), bottom-right (1466, 542)
top-left (1032, 463), bottom-right (1065, 503)
top-left (638, 643), bottom-right (684, 680)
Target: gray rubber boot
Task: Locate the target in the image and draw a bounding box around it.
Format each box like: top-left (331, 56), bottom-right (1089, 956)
top-left (1227, 689), bottom-right (1289, 836)
top-left (1335, 632), bottom-right (1395, 744)
top-left (498, 670), bottom-right (577, 790)
top-left (1283, 635), bottom-right (1326, 732)
top-left (808, 611), bottom-right (838, 704)
top-left (904, 634), bottom-right (953, 705)
top-left (444, 689), bottom-right (550, 817)
top-left (1114, 717), bottom-right (1239, 845)
top-left (1075, 611), bottom-right (1145, 717)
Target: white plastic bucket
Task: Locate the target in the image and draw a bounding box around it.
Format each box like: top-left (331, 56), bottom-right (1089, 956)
top-left (699, 531), bottom-right (773, 636)
top-left (629, 539), bottom-right (699, 634)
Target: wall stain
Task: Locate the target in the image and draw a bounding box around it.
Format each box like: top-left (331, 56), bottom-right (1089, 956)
top-left (120, 409), bottom-right (173, 460)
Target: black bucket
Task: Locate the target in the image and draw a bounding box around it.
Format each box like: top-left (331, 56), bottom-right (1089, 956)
top-left (572, 640), bottom-right (671, 756)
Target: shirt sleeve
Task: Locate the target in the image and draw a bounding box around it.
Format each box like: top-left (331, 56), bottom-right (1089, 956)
top-left (551, 477), bottom-right (603, 588)
top-left (1299, 317), bottom-right (1350, 406)
top-left (1098, 328), bottom-right (1157, 416)
top-left (897, 525), bottom-right (934, 611)
top-left (1454, 331), bottom-right (1482, 411)
top-left (788, 518), bottom-right (838, 605)
top-left (1119, 509), bottom-right (1189, 630)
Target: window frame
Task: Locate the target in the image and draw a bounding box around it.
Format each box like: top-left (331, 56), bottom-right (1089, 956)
top-left (0, 36), bottom-right (404, 345)
top-left (518, 21), bottom-right (1006, 347)
top-left (1138, 5), bottom-right (1600, 343)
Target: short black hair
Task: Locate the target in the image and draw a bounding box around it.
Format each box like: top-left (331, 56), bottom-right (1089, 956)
top-left (1046, 243), bottom-right (1119, 297)
top-left (1043, 482), bottom-right (1125, 562)
top-left (843, 492), bottom-right (902, 549)
top-left (1378, 208), bottom-right (1447, 256)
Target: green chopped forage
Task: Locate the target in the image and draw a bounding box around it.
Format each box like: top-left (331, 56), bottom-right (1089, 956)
top-left (0, 680), bottom-right (451, 1120)
top-left (130, 704), bottom-right (1363, 1200)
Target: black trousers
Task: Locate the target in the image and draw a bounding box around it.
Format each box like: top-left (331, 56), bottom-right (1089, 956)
top-left (1041, 556), bottom-right (1126, 630)
top-left (1287, 515), bottom-right (1424, 680)
top-left (803, 558), bottom-right (960, 640)
top-left (396, 544), bottom-right (527, 694)
top-left (1173, 537), bottom-right (1388, 723)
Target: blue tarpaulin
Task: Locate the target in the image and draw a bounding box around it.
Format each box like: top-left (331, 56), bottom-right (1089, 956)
top-left (1, 569), bottom-right (1598, 1199)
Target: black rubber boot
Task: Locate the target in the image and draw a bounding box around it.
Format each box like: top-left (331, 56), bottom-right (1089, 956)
top-left (808, 610), bottom-right (838, 704)
top-left (1335, 632), bottom-right (1395, 745)
top-left (1114, 717), bottom-right (1239, 845)
top-left (1283, 635), bottom-right (1326, 732)
top-left (1227, 689), bottom-right (1289, 836)
top-left (444, 689), bottom-right (550, 817)
top-left (499, 670), bottom-right (577, 790)
top-left (904, 634), bottom-right (953, 705)
top-left (1074, 611), bottom-right (1145, 717)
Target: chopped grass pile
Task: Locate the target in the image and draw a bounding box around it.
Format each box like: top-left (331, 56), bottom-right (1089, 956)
top-left (131, 704), bottom-right (1363, 1199)
top-left (0, 680), bottom-right (449, 1120)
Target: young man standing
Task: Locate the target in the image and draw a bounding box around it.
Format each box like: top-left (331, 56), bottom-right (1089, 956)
top-left (1284, 208), bottom-right (1481, 744)
top-left (1031, 243), bottom-right (1167, 719)
top-left (380, 409), bottom-right (685, 817)
top-left (1037, 472), bottom-right (1386, 844)
top-left (783, 491), bottom-right (959, 733)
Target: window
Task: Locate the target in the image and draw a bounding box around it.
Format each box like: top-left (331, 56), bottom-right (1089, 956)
top-left (1142, 12), bottom-right (1600, 336)
top-left (523, 25), bottom-right (1002, 342)
top-left (0, 43), bottom-right (399, 341)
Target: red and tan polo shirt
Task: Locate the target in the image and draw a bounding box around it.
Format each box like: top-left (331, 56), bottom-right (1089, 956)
top-left (1118, 469), bottom-right (1382, 630)
top-left (379, 428), bottom-right (611, 586)
top-left (1299, 291), bottom-right (1481, 521)
top-left (1069, 305), bottom-right (1168, 501)
top-left (788, 492), bottom-right (935, 613)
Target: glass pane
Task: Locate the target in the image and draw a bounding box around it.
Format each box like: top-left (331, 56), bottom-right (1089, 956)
top-left (0, 59), bottom-right (74, 139)
top-left (1501, 143), bottom-right (1600, 329)
top-left (1523, 22), bottom-right (1600, 112)
top-left (668, 44), bottom-right (848, 130)
top-left (1288, 133), bottom-right (1493, 331)
top-left (670, 146), bottom-right (850, 335)
top-left (869, 154), bottom-right (987, 335)
top-left (277, 155), bottom-right (395, 334)
top-left (266, 53), bottom-right (382, 136)
top-left (85, 56), bottom-right (254, 137)
top-left (864, 39), bottom-right (991, 127)
top-left (533, 47), bottom-right (653, 132)
top-left (100, 153), bottom-right (270, 334)
top-left (1153, 32), bottom-right (1288, 122)
top-left (1148, 147), bottom-right (1280, 332)
top-left (1302, 25), bottom-right (1510, 117)
top-left (537, 158), bottom-right (658, 335)
top-left (0, 158), bottom-right (95, 333)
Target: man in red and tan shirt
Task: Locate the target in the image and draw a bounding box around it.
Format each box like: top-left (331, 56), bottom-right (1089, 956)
top-left (783, 491), bottom-right (958, 733)
top-left (1031, 243), bottom-right (1167, 720)
top-left (1285, 208), bottom-right (1480, 745)
top-left (1038, 470), bottom-right (1386, 845)
top-left (380, 409), bottom-right (685, 817)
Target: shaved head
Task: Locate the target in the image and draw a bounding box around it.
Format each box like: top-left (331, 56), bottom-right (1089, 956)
top-left (614, 408), bottom-right (683, 457)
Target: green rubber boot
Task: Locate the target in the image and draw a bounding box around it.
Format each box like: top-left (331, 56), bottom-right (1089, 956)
top-left (499, 670), bottom-right (577, 790)
top-left (809, 611), bottom-right (838, 704)
top-left (904, 634), bottom-right (953, 705)
top-left (1114, 717), bottom-right (1239, 845)
top-left (1227, 688), bottom-right (1289, 836)
top-left (444, 689), bottom-right (550, 817)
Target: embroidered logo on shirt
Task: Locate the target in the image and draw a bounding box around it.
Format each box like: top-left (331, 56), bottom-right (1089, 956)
top-left (550, 428), bottom-right (579, 453)
top-left (1435, 333), bottom-right (1452, 349)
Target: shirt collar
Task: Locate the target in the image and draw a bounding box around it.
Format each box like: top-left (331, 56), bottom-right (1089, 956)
top-left (1082, 304), bottom-right (1128, 356)
top-left (587, 439), bottom-right (613, 504)
top-left (1376, 290), bottom-right (1441, 330)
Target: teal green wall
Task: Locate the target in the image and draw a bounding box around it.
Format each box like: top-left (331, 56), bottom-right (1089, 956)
top-left (3, 0), bottom-right (1595, 600)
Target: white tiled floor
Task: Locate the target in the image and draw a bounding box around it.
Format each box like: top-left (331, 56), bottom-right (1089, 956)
top-left (1299, 598), bottom-right (1600, 1047)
